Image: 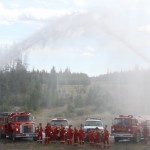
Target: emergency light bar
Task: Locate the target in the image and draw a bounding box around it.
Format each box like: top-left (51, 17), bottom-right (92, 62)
top-left (88, 118), bottom-right (101, 120)
top-left (119, 115), bottom-right (133, 118)
top-left (9, 112), bottom-right (31, 117)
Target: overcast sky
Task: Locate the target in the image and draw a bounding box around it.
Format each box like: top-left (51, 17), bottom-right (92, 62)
top-left (0, 0), bottom-right (150, 76)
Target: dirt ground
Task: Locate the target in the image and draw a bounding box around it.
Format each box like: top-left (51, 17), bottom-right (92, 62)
top-left (0, 138), bottom-right (150, 150)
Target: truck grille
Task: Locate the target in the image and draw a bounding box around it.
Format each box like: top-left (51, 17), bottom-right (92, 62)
top-left (21, 124), bottom-right (34, 133)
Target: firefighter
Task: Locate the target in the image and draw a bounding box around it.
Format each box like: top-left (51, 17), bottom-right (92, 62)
top-left (37, 123), bottom-right (43, 143)
top-left (60, 124), bottom-right (66, 144)
top-left (103, 125), bottom-right (110, 148)
top-left (67, 125), bottom-right (73, 145)
top-left (74, 127), bottom-right (79, 146)
top-left (78, 125), bottom-right (84, 146)
top-left (52, 124), bottom-right (58, 143)
top-left (88, 129), bottom-right (95, 147)
top-left (143, 124), bottom-right (149, 144)
top-left (45, 123), bottom-right (52, 144)
top-left (95, 127), bottom-right (101, 148)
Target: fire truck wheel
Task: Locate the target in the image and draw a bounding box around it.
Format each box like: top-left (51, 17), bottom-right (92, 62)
top-left (0, 130), bottom-right (5, 139)
top-left (33, 137), bottom-right (38, 141)
top-left (0, 130), bottom-right (2, 139)
top-left (12, 132), bottom-right (16, 142)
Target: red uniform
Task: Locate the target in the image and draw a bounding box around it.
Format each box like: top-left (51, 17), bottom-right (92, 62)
top-left (74, 128), bottom-right (79, 146)
top-left (143, 125), bottom-right (149, 144)
top-left (88, 130), bottom-right (95, 147)
top-left (67, 126), bottom-right (73, 145)
top-left (37, 123), bottom-right (43, 143)
top-left (103, 127), bottom-right (110, 147)
top-left (45, 124), bottom-right (52, 144)
top-left (52, 126), bottom-right (58, 143)
top-left (79, 128), bottom-right (84, 145)
top-left (95, 128), bottom-right (101, 148)
top-left (60, 126), bottom-right (66, 144)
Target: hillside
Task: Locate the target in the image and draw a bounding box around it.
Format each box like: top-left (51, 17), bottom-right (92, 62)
top-left (1, 60), bottom-right (150, 116)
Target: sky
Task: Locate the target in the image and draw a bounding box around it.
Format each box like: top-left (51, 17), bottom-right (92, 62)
top-left (0, 0), bottom-right (150, 76)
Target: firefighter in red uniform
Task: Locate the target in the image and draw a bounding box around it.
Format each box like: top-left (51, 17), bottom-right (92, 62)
top-left (88, 129), bottom-right (95, 147)
top-left (45, 123), bottom-right (52, 144)
top-left (74, 127), bottom-right (79, 146)
top-left (37, 123), bottom-right (43, 143)
top-left (60, 124), bottom-right (66, 144)
top-left (103, 125), bottom-right (110, 148)
top-left (52, 124), bottom-right (58, 143)
top-left (95, 127), bottom-right (101, 148)
top-left (143, 124), bottom-right (149, 144)
top-left (78, 125), bottom-right (84, 146)
top-left (67, 125), bottom-right (73, 145)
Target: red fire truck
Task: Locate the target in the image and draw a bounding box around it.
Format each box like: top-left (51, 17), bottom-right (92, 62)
top-left (0, 112), bottom-right (38, 141)
top-left (111, 115), bottom-right (146, 143)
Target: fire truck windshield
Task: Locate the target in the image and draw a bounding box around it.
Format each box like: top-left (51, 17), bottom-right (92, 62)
top-left (114, 118), bottom-right (137, 126)
top-left (15, 116), bottom-right (33, 122)
top-left (85, 121), bottom-right (103, 126)
top-left (51, 120), bottom-right (68, 126)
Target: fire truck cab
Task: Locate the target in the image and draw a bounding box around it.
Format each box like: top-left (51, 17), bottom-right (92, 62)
top-left (111, 115), bottom-right (145, 143)
top-left (0, 112), bottom-right (38, 141)
top-left (50, 117), bottom-right (69, 129)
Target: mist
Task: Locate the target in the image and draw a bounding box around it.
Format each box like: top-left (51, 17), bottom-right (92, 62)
top-left (1, 3), bottom-right (150, 69)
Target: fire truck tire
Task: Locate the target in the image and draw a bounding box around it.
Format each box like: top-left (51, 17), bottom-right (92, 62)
top-left (114, 137), bottom-right (120, 143)
top-left (33, 137), bottom-right (38, 141)
top-left (0, 130), bottom-right (2, 139)
top-left (0, 129), bottom-right (5, 139)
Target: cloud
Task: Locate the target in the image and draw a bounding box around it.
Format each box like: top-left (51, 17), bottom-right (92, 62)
top-left (73, 0), bottom-right (87, 6)
top-left (82, 52), bottom-right (94, 57)
top-left (81, 47), bottom-right (97, 57)
top-left (0, 3), bottom-right (73, 25)
top-left (0, 20), bottom-right (13, 25)
top-left (86, 46), bottom-right (96, 52)
top-left (9, 3), bottom-right (19, 8)
top-left (139, 24), bottom-right (150, 34)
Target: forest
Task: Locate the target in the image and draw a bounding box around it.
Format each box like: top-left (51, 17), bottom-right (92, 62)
top-left (0, 59), bottom-right (150, 116)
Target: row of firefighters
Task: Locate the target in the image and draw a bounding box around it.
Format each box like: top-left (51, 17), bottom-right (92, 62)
top-left (37, 123), bottom-right (110, 148)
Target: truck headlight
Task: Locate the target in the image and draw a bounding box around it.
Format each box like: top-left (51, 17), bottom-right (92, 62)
top-left (112, 128), bottom-right (114, 131)
top-left (16, 128), bottom-right (19, 132)
top-left (128, 128), bottom-right (131, 132)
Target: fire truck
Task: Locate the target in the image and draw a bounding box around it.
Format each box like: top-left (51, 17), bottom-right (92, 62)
top-left (0, 112), bottom-right (38, 141)
top-left (111, 115), bottom-right (146, 143)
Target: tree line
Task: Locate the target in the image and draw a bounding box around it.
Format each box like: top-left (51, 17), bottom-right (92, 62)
top-left (1, 59), bottom-right (150, 115)
top-left (0, 59), bottom-right (90, 112)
